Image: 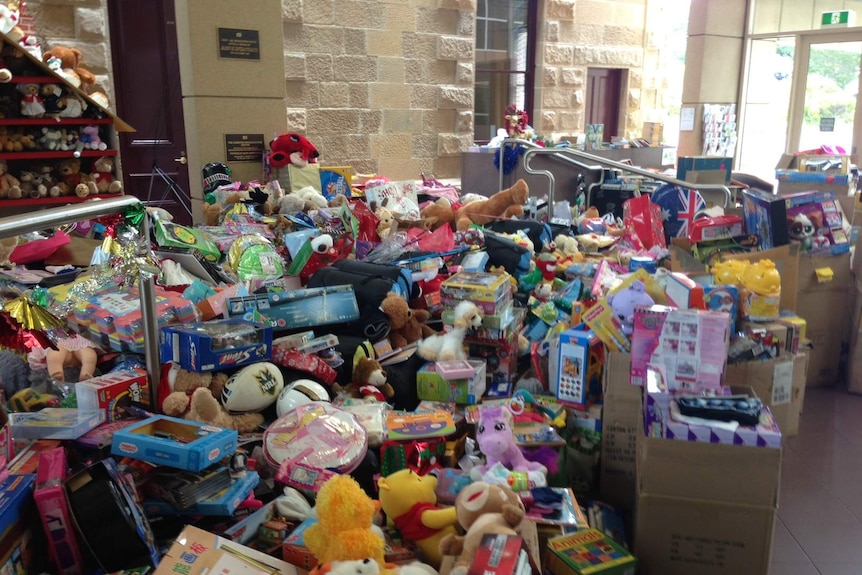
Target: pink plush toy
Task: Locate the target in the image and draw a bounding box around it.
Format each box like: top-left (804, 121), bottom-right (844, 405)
top-left (472, 406), bottom-right (549, 476)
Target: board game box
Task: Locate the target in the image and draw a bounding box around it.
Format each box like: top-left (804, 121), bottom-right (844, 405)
top-left (546, 528), bottom-right (636, 575)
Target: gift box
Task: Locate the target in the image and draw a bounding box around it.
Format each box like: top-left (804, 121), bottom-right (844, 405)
top-left (160, 318), bottom-right (273, 372)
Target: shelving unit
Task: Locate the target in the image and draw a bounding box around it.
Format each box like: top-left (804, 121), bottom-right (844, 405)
top-left (0, 193), bottom-right (120, 207)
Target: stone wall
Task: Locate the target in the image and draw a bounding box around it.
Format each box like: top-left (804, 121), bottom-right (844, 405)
top-left (22, 0), bottom-right (678, 180)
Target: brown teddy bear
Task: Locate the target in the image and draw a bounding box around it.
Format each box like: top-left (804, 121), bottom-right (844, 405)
top-left (58, 158), bottom-right (97, 198)
top-left (454, 179), bottom-right (529, 231)
top-left (333, 357), bottom-right (394, 403)
top-left (420, 197), bottom-right (456, 230)
top-left (439, 482), bottom-right (528, 575)
top-left (0, 161), bottom-right (21, 199)
top-left (42, 46), bottom-right (96, 90)
top-left (380, 292), bottom-right (438, 350)
top-left (90, 156), bottom-right (123, 194)
top-left (161, 367), bottom-right (263, 433)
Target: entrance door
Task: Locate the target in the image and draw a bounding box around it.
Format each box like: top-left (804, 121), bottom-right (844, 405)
top-left (586, 68), bottom-right (622, 142)
top-left (107, 1), bottom-right (192, 225)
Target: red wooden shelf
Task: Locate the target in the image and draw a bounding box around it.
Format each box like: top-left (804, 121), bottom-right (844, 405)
top-left (0, 193), bottom-right (123, 207)
top-left (0, 149), bottom-right (117, 160)
top-left (8, 76), bottom-right (63, 84)
top-left (0, 117), bottom-right (113, 126)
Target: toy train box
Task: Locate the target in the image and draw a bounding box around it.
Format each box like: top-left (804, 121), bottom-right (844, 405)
top-left (160, 318), bottom-right (273, 372)
top-left (111, 415), bottom-right (238, 472)
top-left (142, 471), bottom-right (259, 517)
top-left (75, 369), bottom-right (149, 422)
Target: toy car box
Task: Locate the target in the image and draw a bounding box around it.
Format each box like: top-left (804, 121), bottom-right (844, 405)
top-left (111, 415), bottom-right (238, 472)
top-left (142, 471), bottom-right (259, 517)
top-left (160, 318), bottom-right (272, 372)
top-left (416, 360), bottom-right (487, 405)
top-left (75, 369), bottom-right (149, 421)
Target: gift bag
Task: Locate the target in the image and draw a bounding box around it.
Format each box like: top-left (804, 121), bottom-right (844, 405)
top-left (274, 163), bottom-right (322, 194)
top-left (623, 195), bottom-right (666, 251)
top-left (380, 437), bottom-right (445, 477)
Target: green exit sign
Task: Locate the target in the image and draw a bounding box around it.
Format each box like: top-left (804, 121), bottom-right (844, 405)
top-left (822, 10), bottom-right (856, 27)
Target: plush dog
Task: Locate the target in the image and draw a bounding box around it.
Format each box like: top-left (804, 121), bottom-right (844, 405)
top-left (417, 300), bottom-right (483, 362)
top-left (454, 179), bottom-right (529, 231)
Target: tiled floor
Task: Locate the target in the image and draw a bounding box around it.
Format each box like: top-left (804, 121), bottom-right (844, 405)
top-left (770, 386), bottom-right (862, 574)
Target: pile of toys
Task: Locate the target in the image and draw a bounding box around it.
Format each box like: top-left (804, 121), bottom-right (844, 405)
top-left (0, 126), bottom-right (841, 575)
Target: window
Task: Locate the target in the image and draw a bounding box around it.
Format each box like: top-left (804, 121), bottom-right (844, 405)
top-left (474, 0), bottom-right (537, 143)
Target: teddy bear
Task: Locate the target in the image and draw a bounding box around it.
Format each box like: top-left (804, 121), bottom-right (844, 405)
top-left (58, 92), bottom-right (85, 118)
top-left (0, 235), bottom-right (16, 268)
top-left (293, 185), bottom-right (328, 211)
top-left (269, 132), bottom-right (319, 168)
top-left (18, 82), bottom-right (44, 117)
top-left (378, 468), bottom-right (459, 569)
top-left (40, 83), bottom-right (63, 117)
top-left (58, 158), bottom-right (97, 198)
top-left (0, 161), bottom-right (21, 199)
top-left (333, 357), bottom-right (394, 403)
top-left (379, 292), bottom-right (438, 350)
top-left (607, 279), bottom-right (655, 336)
top-left (10, 128), bottom-right (35, 150)
top-left (438, 482), bottom-right (527, 575)
top-left (419, 197), bottom-right (456, 230)
top-left (417, 300), bottom-right (483, 362)
top-left (38, 127), bottom-right (63, 150)
top-left (454, 179), bottom-right (529, 231)
top-left (42, 46), bottom-right (96, 90)
top-left (161, 367), bottom-right (264, 433)
top-left (278, 192), bottom-right (306, 216)
top-left (19, 170), bottom-right (45, 199)
top-left (90, 156), bottom-right (123, 194)
top-left (375, 205), bottom-right (396, 240)
top-left (36, 164), bottom-right (62, 197)
top-left (304, 475), bottom-right (386, 570)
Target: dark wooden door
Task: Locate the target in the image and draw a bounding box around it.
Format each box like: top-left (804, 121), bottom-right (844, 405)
top-left (586, 68), bottom-right (622, 142)
top-left (107, 0), bottom-right (192, 225)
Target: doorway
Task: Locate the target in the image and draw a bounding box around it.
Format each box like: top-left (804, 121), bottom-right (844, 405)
top-left (107, 1), bottom-right (192, 225)
top-left (586, 68), bottom-right (623, 142)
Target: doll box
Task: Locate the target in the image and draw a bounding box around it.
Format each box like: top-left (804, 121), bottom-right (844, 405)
top-left (417, 360), bottom-right (487, 404)
top-left (160, 318), bottom-right (273, 372)
top-left (75, 369), bottom-right (149, 422)
top-left (111, 415), bottom-right (238, 472)
top-left (34, 447), bottom-right (84, 575)
top-left (440, 271), bottom-right (514, 303)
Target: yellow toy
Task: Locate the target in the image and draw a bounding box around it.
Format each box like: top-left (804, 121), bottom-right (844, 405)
top-left (378, 469), bottom-right (458, 569)
top-left (739, 259), bottom-right (781, 320)
top-left (711, 259), bottom-right (749, 287)
top-left (304, 475), bottom-right (386, 570)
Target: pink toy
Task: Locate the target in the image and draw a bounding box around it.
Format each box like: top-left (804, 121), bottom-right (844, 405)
top-left (78, 125), bottom-right (107, 152)
top-left (34, 447), bottom-right (85, 575)
top-left (606, 279), bottom-right (655, 336)
top-left (471, 406), bottom-right (553, 477)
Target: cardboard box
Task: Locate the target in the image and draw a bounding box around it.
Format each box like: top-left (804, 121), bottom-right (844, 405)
top-left (416, 360), bottom-right (487, 405)
top-left (724, 353), bottom-right (807, 436)
top-left (677, 156), bottom-right (732, 185)
top-left (599, 352), bottom-right (641, 512)
top-left (111, 415), bottom-right (238, 472)
top-left (776, 153), bottom-right (850, 175)
top-left (546, 528), bottom-right (636, 575)
top-left (845, 281), bottom-right (862, 394)
top-left (74, 369), bottom-right (149, 422)
top-left (160, 318), bottom-right (273, 372)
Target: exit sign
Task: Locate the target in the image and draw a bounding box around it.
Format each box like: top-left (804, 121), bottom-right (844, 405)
top-left (822, 10), bottom-right (856, 27)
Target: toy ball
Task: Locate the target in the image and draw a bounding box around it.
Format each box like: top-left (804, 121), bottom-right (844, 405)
top-left (221, 361), bottom-right (284, 412)
top-left (276, 378), bottom-right (330, 417)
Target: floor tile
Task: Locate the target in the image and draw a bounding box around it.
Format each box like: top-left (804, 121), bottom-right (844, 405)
top-left (779, 485), bottom-right (861, 531)
top-left (771, 519), bottom-right (809, 564)
top-left (788, 525), bottom-right (862, 564)
top-left (816, 564), bottom-right (862, 575)
top-left (768, 561), bottom-right (821, 575)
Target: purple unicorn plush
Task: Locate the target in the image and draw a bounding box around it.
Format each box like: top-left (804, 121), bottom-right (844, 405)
top-left (472, 406), bottom-right (550, 476)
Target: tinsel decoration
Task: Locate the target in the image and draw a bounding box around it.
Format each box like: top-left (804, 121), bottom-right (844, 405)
top-left (493, 142), bottom-right (525, 175)
top-left (0, 311), bottom-right (52, 351)
top-left (1, 295), bottom-right (71, 351)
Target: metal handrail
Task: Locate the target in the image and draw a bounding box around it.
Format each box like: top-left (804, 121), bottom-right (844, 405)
top-left (0, 196), bottom-right (161, 409)
top-left (497, 138), bottom-right (601, 193)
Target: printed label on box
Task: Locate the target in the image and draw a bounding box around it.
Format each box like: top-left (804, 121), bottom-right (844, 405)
top-left (772, 361), bottom-right (793, 405)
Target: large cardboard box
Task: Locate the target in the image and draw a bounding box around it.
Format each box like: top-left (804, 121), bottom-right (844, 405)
top-left (677, 156), bottom-right (732, 184)
top-left (845, 282), bottom-right (862, 393)
top-left (796, 252), bottom-right (852, 386)
top-left (722, 244), bottom-right (800, 312)
top-left (634, 434), bottom-right (781, 575)
top-left (723, 353), bottom-right (807, 436)
top-left (599, 351), bottom-right (641, 512)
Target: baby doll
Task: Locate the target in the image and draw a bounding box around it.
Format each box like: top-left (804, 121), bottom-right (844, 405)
top-left (28, 333), bottom-right (102, 389)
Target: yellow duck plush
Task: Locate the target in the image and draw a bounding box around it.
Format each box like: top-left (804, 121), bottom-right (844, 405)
top-left (378, 469), bottom-right (458, 569)
top-left (304, 475), bottom-right (386, 571)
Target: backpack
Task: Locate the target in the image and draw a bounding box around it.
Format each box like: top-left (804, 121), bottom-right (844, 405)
top-left (483, 231), bottom-right (532, 278)
top-left (486, 220), bottom-right (554, 252)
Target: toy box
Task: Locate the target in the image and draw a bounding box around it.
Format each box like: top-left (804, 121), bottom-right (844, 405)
top-left (546, 528), bottom-right (636, 575)
top-left (677, 155), bottom-right (732, 184)
top-left (742, 188), bottom-right (789, 250)
top-left (225, 285), bottom-right (360, 330)
top-left (688, 214), bottom-right (744, 244)
top-left (0, 474), bottom-right (35, 542)
top-left (785, 193), bottom-right (850, 254)
top-left (281, 517), bottom-right (318, 570)
top-left (442, 299), bottom-right (515, 329)
top-left (160, 318), bottom-right (273, 372)
top-left (466, 335), bottom-right (519, 387)
top-left (441, 271), bottom-right (513, 302)
top-left (664, 272), bottom-right (705, 310)
top-left (9, 408), bottom-right (105, 440)
top-left (556, 329), bottom-right (602, 407)
top-left (75, 369), bottom-right (149, 421)
top-left (630, 305), bottom-right (730, 392)
top-left (34, 448), bottom-right (84, 575)
top-left (690, 233), bottom-right (760, 264)
top-left (111, 415), bottom-right (238, 472)
top-left (417, 360), bottom-right (487, 404)
top-left (696, 282), bottom-right (739, 334)
top-left (142, 471), bottom-right (259, 517)
top-left (154, 524), bottom-right (296, 575)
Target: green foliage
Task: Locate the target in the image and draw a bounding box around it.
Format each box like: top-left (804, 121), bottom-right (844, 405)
top-left (803, 74), bottom-right (855, 125)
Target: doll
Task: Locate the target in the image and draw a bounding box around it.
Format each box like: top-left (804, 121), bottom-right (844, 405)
top-left (18, 82), bottom-right (44, 117)
top-left (28, 333), bottom-right (102, 388)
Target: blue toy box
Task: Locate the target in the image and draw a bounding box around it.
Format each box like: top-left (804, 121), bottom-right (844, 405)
top-left (0, 474), bottom-right (34, 542)
top-left (556, 329), bottom-right (602, 407)
top-left (160, 318), bottom-right (272, 372)
top-left (111, 415), bottom-right (238, 472)
top-left (142, 471), bottom-right (259, 517)
top-left (225, 285), bottom-right (360, 330)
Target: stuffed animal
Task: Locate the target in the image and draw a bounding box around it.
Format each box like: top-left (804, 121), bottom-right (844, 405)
top-left (419, 198), bottom-right (456, 230)
top-left (380, 292), bottom-right (438, 350)
top-left (0, 235), bottom-right (16, 268)
top-left (454, 179), bottom-right (529, 231)
top-left (41, 83), bottom-right (63, 117)
top-left (79, 125), bottom-right (106, 151)
top-left (0, 161), bottom-right (21, 199)
top-left (606, 280), bottom-right (655, 336)
top-left (378, 469), bottom-right (459, 569)
top-left (439, 482), bottom-right (526, 575)
top-left (269, 133), bottom-right (320, 168)
top-left (42, 46), bottom-right (96, 90)
top-left (19, 170), bottom-right (45, 199)
top-left (58, 92), bottom-right (85, 118)
top-left (304, 475), bottom-right (386, 570)
top-left (35, 164), bottom-right (62, 197)
top-left (58, 158), bottom-right (97, 198)
top-left (0, 2), bottom-right (20, 35)
top-left (90, 156), bottom-right (123, 194)
top-left (161, 367), bottom-right (264, 433)
top-left (333, 357), bottom-right (394, 403)
top-left (18, 82), bottom-right (44, 117)
top-left (88, 90), bottom-right (110, 110)
top-left (310, 559), bottom-right (437, 575)
top-left (417, 300), bottom-right (483, 362)
top-left (471, 406), bottom-right (549, 477)
top-left (38, 127), bottom-right (63, 150)
top-left (375, 205), bottom-right (396, 240)
top-left (10, 128), bottom-right (35, 150)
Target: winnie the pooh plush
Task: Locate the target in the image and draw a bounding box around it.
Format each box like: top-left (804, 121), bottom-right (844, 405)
top-left (439, 482), bottom-right (527, 575)
top-left (454, 179), bottom-right (529, 231)
top-left (161, 367), bottom-right (263, 433)
top-left (378, 469), bottom-right (458, 569)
